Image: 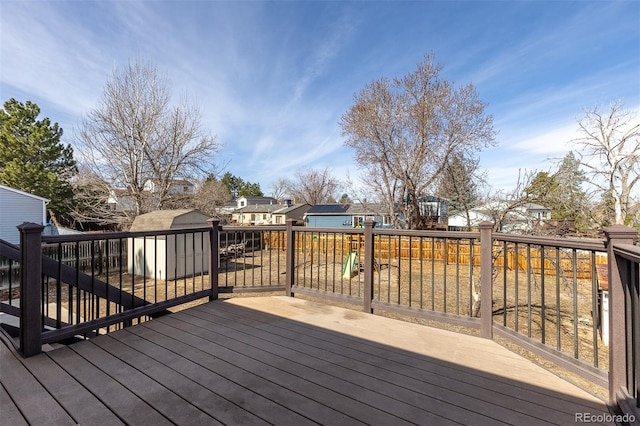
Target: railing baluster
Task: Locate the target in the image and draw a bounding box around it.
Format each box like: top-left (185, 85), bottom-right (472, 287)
top-left (540, 244), bottom-right (546, 345)
top-left (479, 222), bottom-right (493, 339)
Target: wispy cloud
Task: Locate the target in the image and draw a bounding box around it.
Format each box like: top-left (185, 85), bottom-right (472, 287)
top-left (1, 1), bottom-right (637, 194)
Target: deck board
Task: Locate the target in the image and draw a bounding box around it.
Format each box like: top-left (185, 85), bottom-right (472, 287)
top-left (115, 325), bottom-right (322, 425)
top-left (176, 306), bottom-right (490, 425)
top-left (90, 334), bottom-right (268, 425)
top-left (191, 302), bottom-right (583, 424)
top-left (205, 300), bottom-right (606, 417)
top-left (0, 383), bottom-right (28, 426)
top-left (1, 296), bottom-right (612, 425)
top-left (47, 346), bottom-right (173, 425)
top-left (14, 348), bottom-right (125, 426)
top-left (0, 342), bottom-right (77, 425)
top-left (70, 341), bottom-right (220, 425)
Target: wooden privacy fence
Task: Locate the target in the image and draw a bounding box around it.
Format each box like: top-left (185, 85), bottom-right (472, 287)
top-left (264, 231), bottom-right (607, 280)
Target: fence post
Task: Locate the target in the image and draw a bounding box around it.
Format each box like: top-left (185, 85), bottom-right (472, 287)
top-left (285, 219), bottom-right (296, 297)
top-left (208, 218), bottom-right (220, 301)
top-left (18, 222), bottom-right (44, 357)
top-left (604, 225), bottom-right (638, 407)
top-left (479, 221), bottom-right (494, 339)
top-left (363, 220), bottom-right (376, 313)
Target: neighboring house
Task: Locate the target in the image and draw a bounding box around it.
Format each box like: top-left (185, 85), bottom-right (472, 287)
top-left (231, 200), bottom-right (310, 225)
top-left (128, 209), bottom-right (210, 280)
top-left (232, 203), bottom-right (281, 225)
top-left (107, 189), bottom-right (137, 212)
top-left (448, 202), bottom-right (552, 232)
top-left (234, 196), bottom-right (278, 209)
top-left (143, 179), bottom-right (195, 195)
top-left (447, 209), bottom-right (492, 231)
top-left (216, 201), bottom-right (238, 217)
top-left (304, 203), bottom-right (394, 228)
top-left (525, 203), bottom-right (552, 221)
top-left (269, 202), bottom-right (311, 225)
top-left (108, 179), bottom-right (195, 213)
top-left (0, 185), bottom-right (49, 245)
top-left (413, 196), bottom-right (449, 230)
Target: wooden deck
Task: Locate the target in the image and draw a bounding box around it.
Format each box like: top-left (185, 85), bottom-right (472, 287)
top-left (1, 296), bottom-right (612, 425)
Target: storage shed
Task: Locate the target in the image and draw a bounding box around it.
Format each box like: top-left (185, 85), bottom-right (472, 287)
top-left (128, 209), bottom-right (211, 280)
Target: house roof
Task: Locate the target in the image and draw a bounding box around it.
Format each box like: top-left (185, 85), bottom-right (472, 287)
top-left (306, 204), bottom-right (350, 215)
top-left (144, 178), bottom-right (194, 186)
top-left (234, 204), bottom-right (281, 214)
top-left (129, 209), bottom-right (210, 231)
top-left (306, 203), bottom-right (390, 216)
top-left (237, 196), bottom-right (278, 204)
top-left (523, 202), bottom-right (550, 211)
top-left (273, 203), bottom-right (311, 214)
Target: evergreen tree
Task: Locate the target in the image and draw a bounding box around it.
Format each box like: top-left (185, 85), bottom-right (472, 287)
top-left (0, 98), bottom-right (77, 215)
top-left (526, 152), bottom-right (589, 233)
top-left (220, 172), bottom-right (263, 198)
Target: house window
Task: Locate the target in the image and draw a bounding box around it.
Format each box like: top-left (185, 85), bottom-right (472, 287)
top-left (251, 214), bottom-right (256, 221)
top-left (352, 216), bottom-right (365, 228)
top-left (383, 215), bottom-right (392, 226)
top-left (240, 201), bottom-right (246, 207)
top-left (276, 216), bottom-right (282, 224)
top-left (263, 214), bottom-right (267, 220)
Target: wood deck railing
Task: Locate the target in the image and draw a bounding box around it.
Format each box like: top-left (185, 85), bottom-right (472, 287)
top-left (0, 218), bottom-right (638, 417)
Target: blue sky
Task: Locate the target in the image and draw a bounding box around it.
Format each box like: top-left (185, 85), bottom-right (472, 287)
top-left (1, 0), bottom-right (638, 196)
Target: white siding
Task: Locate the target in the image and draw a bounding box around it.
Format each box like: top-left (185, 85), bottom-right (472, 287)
top-left (127, 233), bottom-right (210, 280)
top-left (0, 186), bottom-right (48, 245)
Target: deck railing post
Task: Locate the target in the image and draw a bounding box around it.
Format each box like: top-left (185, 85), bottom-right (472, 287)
top-left (208, 218), bottom-right (220, 301)
top-left (363, 220), bottom-right (376, 313)
top-left (18, 222), bottom-right (44, 357)
top-left (285, 219), bottom-right (296, 297)
top-left (479, 221), bottom-right (494, 339)
top-left (604, 225), bottom-right (638, 408)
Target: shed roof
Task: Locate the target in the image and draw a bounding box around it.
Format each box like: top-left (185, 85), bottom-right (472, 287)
top-left (129, 209), bottom-right (210, 232)
top-left (306, 204), bottom-right (350, 214)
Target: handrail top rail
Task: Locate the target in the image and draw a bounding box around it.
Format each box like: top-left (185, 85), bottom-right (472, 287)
top-left (493, 232), bottom-right (607, 252)
top-left (611, 242), bottom-right (640, 262)
top-left (42, 226), bottom-right (213, 243)
top-left (221, 225), bottom-right (287, 232)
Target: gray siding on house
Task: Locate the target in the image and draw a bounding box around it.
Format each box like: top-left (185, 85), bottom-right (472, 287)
top-left (0, 186), bottom-right (48, 245)
top-left (306, 215), bottom-right (351, 228)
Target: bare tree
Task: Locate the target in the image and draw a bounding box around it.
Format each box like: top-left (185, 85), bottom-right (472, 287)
top-left (282, 167), bottom-right (340, 205)
top-left (340, 52), bottom-right (496, 229)
top-left (189, 179), bottom-right (232, 218)
top-left (481, 170), bottom-right (536, 233)
top-left (270, 177), bottom-right (289, 201)
top-left (436, 153), bottom-right (483, 230)
top-left (68, 165), bottom-right (127, 229)
top-left (573, 100), bottom-right (640, 225)
top-left (76, 58), bottom-right (220, 222)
